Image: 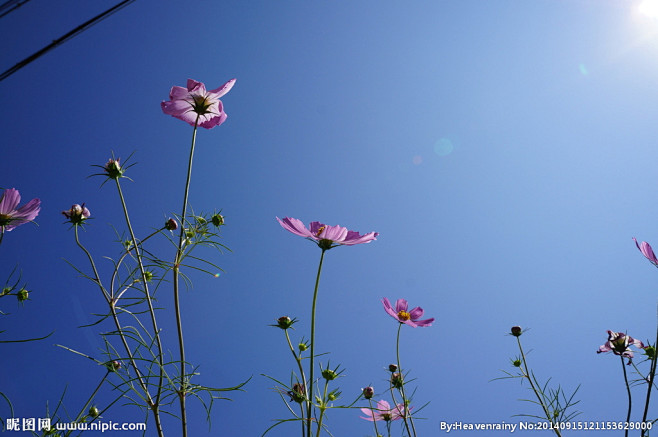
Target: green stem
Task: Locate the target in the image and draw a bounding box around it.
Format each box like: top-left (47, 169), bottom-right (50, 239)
top-left (74, 226), bottom-right (164, 437)
top-left (315, 380), bottom-right (329, 437)
top-left (284, 330), bottom-right (307, 437)
top-left (172, 114), bottom-right (200, 437)
top-left (621, 355), bottom-right (632, 437)
top-left (367, 398), bottom-right (381, 437)
top-left (67, 371), bottom-right (109, 436)
top-left (114, 179), bottom-right (165, 408)
top-left (307, 248), bottom-right (326, 437)
top-left (641, 305), bottom-right (658, 437)
top-left (516, 336), bottom-right (561, 437)
top-left (395, 323), bottom-right (416, 437)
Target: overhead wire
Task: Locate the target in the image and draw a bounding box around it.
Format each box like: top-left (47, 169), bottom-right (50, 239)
top-left (0, 0), bottom-right (136, 82)
top-left (0, 0), bottom-right (32, 20)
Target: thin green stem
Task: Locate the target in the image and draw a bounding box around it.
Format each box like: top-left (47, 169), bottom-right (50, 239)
top-left (307, 248), bottom-right (326, 437)
top-left (284, 330), bottom-right (307, 437)
top-left (395, 323), bottom-right (415, 437)
top-left (114, 179), bottom-right (165, 408)
top-left (641, 305), bottom-right (658, 437)
top-left (621, 355), bottom-right (632, 437)
top-left (516, 336), bottom-right (561, 437)
top-left (67, 371), bottom-right (109, 436)
top-left (315, 380), bottom-right (330, 437)
top-left (172, 114), bottom-right (200, 437)
top-left (74, 226), bottom-right (164, 437)
top-left (367, 398), bottom-right (381, 437)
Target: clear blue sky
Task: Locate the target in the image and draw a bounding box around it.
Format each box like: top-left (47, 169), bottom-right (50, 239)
top-left (4, 1), bottom-right (658, 435)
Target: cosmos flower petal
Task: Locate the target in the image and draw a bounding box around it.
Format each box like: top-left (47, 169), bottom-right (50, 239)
top-left (277, 217), bottom-right (315, 238)
top-left (382, 298), bottom-right (398, 319)
top-left (321, 224), bottom-right (349, 242)
top-left (413, 317), bottom-right (435, 327)
top-left (395, 299), bottom-right (408, 313)
top-left (0, 188), bottom-right (20, 212)
top-left (408, 306), bottom-right (424, 320)
top-left (0, 189), bottom-right (40, 232)
top-left (210, 78), bottom-right (237, 98)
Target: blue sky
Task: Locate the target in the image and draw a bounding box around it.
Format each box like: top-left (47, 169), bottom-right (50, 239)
top-left (4, 1), bottom-right (658, 435)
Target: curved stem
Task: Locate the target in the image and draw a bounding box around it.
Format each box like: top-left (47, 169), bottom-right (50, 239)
top-left (621, 355), bottom-right (632, 437)
top-left (74, 226), bottom-right (164, 436)
top-left (367, 398), bottom-right (381, 437)
top-left (114, 179), bottom-right (165, 408)
top-left (67, 371), bottom-right (109, 436)
top-left (307, 248), bottom-right (326, 437)
top-left (516, 336), bottom-right (561, 437)
top-left (395, 323), bottom-right (415, 437)
top-left (641, 305), bottom-right (658, 437)
top-left (172, 114), bottom-right (200, 437)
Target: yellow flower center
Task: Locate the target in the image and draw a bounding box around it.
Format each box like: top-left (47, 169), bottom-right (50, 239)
top-left (315, 226), bottom-right (325, 237)
top-left (397, 311), bottom-right (411, 321)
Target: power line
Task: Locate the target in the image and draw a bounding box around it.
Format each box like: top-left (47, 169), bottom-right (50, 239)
top-left (0, 0), bottom-right (31, 19)
top-left (0, 0), bottom-right (136, 82)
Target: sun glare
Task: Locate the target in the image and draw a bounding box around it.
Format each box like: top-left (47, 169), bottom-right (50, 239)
top-left (639, 0), bottom-right (658, 19)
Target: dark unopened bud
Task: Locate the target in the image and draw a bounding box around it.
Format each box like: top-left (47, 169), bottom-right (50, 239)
top-left (165, 218), bottom-right (178, 231)
top-left (16, 288), bottom-right (28, 302)
top-left (276, 316), bottom-right (293, 330)
top-left (390, 372), bottom-right (403, 389)
top-left (106, 360), bottom-right (122, 372)
top-left (388, 364), bottom-right (398, 373)
top-left (211, 213), bottom-right (225, 227)
top-left (289, 383), bottom-right (305, 403)
top-left (362, 386), bottom-right (374, 399)
top-left (511, 326), bottom-right (523, 337)
top-left (512, 359), bottom-right (522, 367)
top-left (88, 406), bottom-right (100, 418)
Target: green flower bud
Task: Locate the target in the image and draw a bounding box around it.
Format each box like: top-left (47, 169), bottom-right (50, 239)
top-left (275, 316), bottom-right (294, 330)
top-left (88, 406), bottom-right (100, 418)
top-left (390, 372), bottom-right (403, 389)
top-left (322, 368), bottom-right (338, 381)
top-left (211, 213), bottom-right (225, 227)
top-left (104, 159), bottom-right (123, 179)
top-left (16, 288), bottom-right (28, 302)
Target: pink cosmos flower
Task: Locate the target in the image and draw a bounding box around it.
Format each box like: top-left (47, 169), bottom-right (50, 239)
top-left (382, 298), bottom-right (434, 327)
top-left (359, 400), bottom-right (407, 422)
top-left (0, 188), bottom-right (40, 232)
top-left (633, 238), bottom-right (658, 266)
top-left (161, 78), bottom-right (235, 129)
top-left (597, 330), bottom-right (645, 360)
top-left (276, 217), bottom-right (378, 250)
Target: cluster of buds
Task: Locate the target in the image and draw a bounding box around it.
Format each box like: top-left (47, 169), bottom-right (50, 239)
top-left (62, 204), bottom-right (90, 225)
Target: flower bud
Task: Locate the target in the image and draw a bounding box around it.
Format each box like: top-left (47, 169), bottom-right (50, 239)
top-left (143, 271), bottom-right (154, 282)
top-left (106, 360), bottom-right (122, 372)
top-left (390, 372), bottom-right (403, 389)
top-left (1, 286), bottom-right (11, 296)
top-left (512, 359), bottom-right (522, 367)
top-left (62, 204), bottom-right (91, 225)
top-left (322, 368), bottom-right (338, 381)
top-left (16, 288), bottom-right (29, 302)
top-left (388, 364), bottom-right (398, 373)
top-left (289, 383), bottom-right (305, 403)
top-left (104, 158), bottom-right (123, 179)
top-left (165, 218), bottom-right (178, 231)
top-left (511, 326), bottom-right (523, 337)
top-left (298, 342), bottom-right (308, 352)
top-left (362, 386), bottom-right (374, 399)
top-left (644, 345), bottom-right (656, 359)
top-left (276, 316), bottom-right (293, 330)
top-left (327, 390), bottom-right (340, 401)
top-left (88, 406), bottom-right (100, 418)
top-left (211, 213), bottom-right (225, 227)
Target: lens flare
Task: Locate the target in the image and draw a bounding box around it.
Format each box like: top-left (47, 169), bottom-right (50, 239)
top-left (214, 273), bottom-right (221, 278)
top-left (433, 138), bottom-right (454, 156)
top-left (639, 0), bottom-right (658, 19)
